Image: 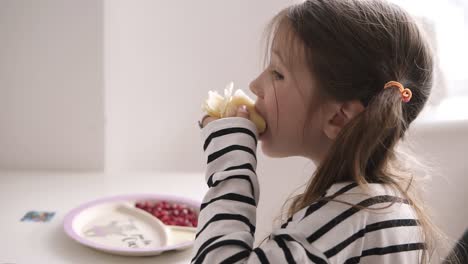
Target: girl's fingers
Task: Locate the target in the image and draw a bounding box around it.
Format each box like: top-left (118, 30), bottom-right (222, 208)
top-left (236, 105), bottom-right (250, 119)
top-left (201, 116), bottom-right (218, 128)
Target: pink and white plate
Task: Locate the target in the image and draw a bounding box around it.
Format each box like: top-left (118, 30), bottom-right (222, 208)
top-left (63, 194), bottom-right (200, 256)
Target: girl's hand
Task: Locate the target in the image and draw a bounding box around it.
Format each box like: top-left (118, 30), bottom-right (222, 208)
top-left (200, 105), bottom-right (250, 128)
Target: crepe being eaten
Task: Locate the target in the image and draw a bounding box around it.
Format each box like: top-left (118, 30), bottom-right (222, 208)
top-left (201, 82), bottom-right (266, 134)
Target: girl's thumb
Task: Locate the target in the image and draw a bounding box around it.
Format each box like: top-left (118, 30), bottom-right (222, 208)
top-left (237, 105), bottom-right (249, 118)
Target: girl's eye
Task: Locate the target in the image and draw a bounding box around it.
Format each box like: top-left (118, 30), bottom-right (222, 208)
top-left (271, 70), bottom-right (284, 81)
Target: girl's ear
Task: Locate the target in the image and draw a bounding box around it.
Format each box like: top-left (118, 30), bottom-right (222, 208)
top-left (322, 100), bottom-right (365, 140)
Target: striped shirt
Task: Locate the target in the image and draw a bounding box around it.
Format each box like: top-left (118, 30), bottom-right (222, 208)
top-left (192, 117), bottom-right (424, 263)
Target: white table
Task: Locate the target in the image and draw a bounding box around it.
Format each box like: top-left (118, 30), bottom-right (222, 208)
top-left (0, 171), bottom-right (208, 263)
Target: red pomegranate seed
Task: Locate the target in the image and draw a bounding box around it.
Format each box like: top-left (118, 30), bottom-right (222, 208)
top-left (135, 200), bottom-right (198, 227)
top-left (161, 215), bottom-right (170, 222)
top-left (160, 210), bottom-right (169, 216)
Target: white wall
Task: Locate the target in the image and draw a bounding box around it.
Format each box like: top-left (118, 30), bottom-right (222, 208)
top-left (0, 0), bottom-right (104, 170)
top-left (408, 121), bottom-right (468, 251)
top-left (104, 0), bottom-right (296, 172)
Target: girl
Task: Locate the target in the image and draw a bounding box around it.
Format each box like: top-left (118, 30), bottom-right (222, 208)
top-left (194, 0), bottom-right (444, 263)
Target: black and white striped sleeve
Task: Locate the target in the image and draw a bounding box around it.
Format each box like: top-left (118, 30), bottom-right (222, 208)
top-left (191, 117), bottom-right (329, 263)
top-left (290, 183), bottom-right (425, 264)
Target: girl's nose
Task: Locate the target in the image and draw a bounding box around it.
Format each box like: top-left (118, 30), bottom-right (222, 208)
top-left (249, 77), bottom-right (263, 99)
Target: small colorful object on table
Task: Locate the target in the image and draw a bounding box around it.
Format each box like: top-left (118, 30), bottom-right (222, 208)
top-left (21, 211), bottom-right (55, 222)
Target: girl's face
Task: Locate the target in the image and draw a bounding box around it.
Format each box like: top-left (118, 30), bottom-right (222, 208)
top-left (250, 25), bottom-right (331, 162)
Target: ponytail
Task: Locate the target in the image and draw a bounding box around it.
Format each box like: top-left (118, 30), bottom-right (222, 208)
top-left (286, 86), bottom-right (445, 263)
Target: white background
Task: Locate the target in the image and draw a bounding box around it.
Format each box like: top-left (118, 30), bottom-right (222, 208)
top-left (2, 0), bottom-right (467, 171)
top-left (0, 0), bottom-right (104, 170)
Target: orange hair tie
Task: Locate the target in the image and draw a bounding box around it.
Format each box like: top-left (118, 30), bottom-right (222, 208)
top-left (384, 81), bottom-right (412, 103)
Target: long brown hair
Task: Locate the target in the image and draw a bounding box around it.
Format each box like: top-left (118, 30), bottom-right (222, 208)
top-left (261, 0), bottom-right (452, 263)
